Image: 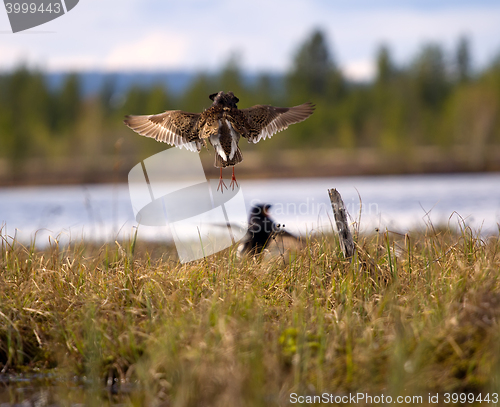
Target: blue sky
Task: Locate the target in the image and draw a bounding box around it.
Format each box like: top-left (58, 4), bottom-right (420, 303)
top-left (1, 0), bottom-right (500, 80)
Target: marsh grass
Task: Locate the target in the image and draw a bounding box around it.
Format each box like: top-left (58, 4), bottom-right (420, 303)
top-left (0, 224), bottom-right (500, 406)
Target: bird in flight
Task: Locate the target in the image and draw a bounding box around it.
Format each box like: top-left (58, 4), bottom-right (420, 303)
top-left (124, 91), bottom-right (314, 191)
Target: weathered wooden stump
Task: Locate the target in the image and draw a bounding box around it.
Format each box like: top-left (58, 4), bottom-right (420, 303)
top-left (328, 188), bottom-right (355, 260)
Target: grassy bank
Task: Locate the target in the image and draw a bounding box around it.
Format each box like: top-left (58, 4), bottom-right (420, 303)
top-left (1, 225), bottom-right (500, 406)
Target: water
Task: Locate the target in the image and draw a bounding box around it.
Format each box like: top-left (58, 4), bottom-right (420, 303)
top-left (0, 173), bottom-right (499, 246)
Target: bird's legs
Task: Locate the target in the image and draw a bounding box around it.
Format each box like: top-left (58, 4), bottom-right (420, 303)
top-left (217, 168), bottom-right (228, 192)
top-left (229, 167), bottom-right (239, 190)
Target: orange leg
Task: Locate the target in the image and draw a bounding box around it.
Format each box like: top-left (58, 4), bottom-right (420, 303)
top-left (229, 167), bottom-right (239, 190)
top-left (217, 168), bottom-right (228, 192)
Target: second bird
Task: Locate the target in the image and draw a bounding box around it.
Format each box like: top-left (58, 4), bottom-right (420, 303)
top-left (124, 91), bottom-right (314, 191)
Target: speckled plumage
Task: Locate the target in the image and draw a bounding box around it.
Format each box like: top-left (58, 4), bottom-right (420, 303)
top-left (124, 91), bottom-right (314, 166)
top-left (124, 91), bottom-right (314, 190)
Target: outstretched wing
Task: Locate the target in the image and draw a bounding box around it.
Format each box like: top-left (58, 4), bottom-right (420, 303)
top-left (124, 111), bottom-right (202, 152)
top-left (240, 102), bottom-right (314, 144)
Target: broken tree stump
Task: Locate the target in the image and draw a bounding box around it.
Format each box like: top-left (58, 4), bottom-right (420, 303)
top-left (328, 188), bottom-right (355, 260)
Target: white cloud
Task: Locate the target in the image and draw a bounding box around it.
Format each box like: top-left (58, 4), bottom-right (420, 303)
top-left (342, 60), bottom-right (376, 82)
top-left (0, 44), bottom-right (28, 70)
top-left (1, 0), bottom-right (499, 75)
top-left (103, 31), bottom-right (189, 71)
top-left (326, 7), bottom-right (500, 69)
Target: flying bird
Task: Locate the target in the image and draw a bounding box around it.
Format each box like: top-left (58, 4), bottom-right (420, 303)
top-left (238, 203), bottom-right (301, 257)
top-left (124, 91), bottom-right (314, 191)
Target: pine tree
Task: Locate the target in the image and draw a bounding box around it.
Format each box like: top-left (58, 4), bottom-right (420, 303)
top-left (456, 36), bottom-right (471, 83)
top-left (412, 44), bottom-right (449, 109)
top-left (287, 29), bottom-right (341, 102)
top-left (376, 45), bottom-right (394, 86)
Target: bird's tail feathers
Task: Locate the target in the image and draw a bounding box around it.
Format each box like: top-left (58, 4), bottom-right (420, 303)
top-left (214, 147), bottom-right (243, 168)
top-left (231, 147), bottom-right (243, 166)
top-left (214, 152), bottom-right (225, 168)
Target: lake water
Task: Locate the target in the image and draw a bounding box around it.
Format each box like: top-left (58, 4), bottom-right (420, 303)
top-left (1, 173), bottom-right (499, 246)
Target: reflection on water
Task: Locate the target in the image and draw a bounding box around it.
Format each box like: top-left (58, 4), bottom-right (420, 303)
top-left (0, 173), bottom-right (499, 246)
top-left (0, 373), bottom-right (136, 406)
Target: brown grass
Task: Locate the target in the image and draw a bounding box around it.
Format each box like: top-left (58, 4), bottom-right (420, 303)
top-left (0, 224), bottom-right (499, 406)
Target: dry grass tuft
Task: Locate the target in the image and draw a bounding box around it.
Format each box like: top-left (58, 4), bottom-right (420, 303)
top-left (1, 225), bottom-right (499, 406)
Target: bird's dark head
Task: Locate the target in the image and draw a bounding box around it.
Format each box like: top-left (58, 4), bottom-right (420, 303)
top-left (225, 91), bottom-right (239, 108)
top-left (250, 203), bottom-right (272, 220)
top-left (248, 204), bottom-right (278, 234)
top-left (209, 91), bottom-right (239, 108)
top-left (209, 91), bottom-right (224, 105)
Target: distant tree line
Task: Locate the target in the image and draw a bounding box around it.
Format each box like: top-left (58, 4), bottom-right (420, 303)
top-left (1, 29), bottom-right (499, 170)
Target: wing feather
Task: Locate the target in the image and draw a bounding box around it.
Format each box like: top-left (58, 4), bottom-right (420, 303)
top-left (240, 102), bottom-right (314, 144)
top-left (124, 111), bottom-right (202, 152)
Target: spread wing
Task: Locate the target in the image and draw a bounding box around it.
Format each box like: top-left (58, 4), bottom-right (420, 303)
top-left (124, 111), bottom-right (202, 152)
top-left (240, 102), bottom-right (314, 144)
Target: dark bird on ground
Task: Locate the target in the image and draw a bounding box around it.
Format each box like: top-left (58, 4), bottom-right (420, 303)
top-left (238, 203), bottom-right (300, 256)
top-left (124, 91), bottom-right (314, 191)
